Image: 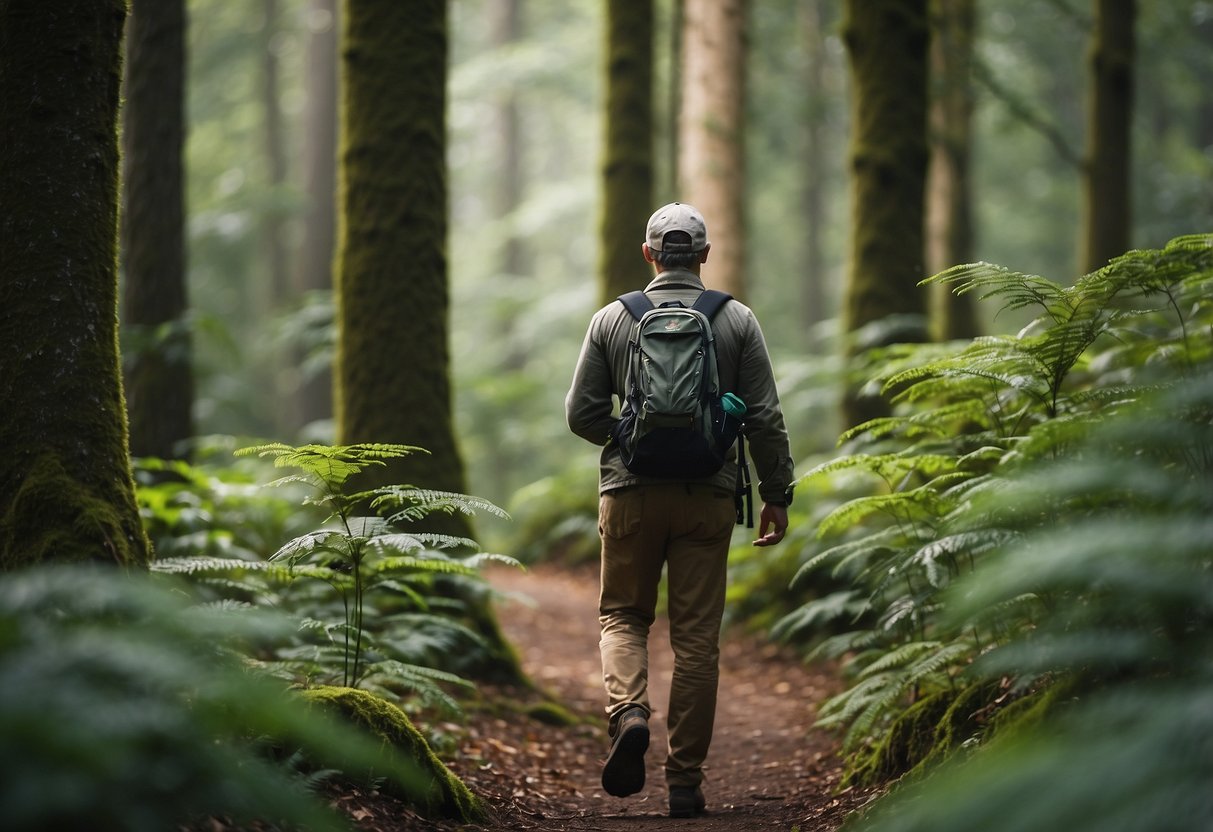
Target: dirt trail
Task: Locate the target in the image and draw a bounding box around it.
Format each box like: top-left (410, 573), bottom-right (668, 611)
top-left (437, 564), bottom-right (876, 831)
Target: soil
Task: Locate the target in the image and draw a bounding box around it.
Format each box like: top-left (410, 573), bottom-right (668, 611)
top-left (334, 564), bottom-right (882, 831)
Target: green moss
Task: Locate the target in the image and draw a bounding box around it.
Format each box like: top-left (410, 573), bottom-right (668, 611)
top-left (1, 453), bottom-right (148, 568)
top-left (524, 699), bottom-right (582, 727)
top-left (301, 685), bottom-right (484, 822)
top-left (846, 680), bottom-right (1000, 787)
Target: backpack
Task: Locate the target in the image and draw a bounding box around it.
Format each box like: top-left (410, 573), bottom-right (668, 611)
top-left (611, 288), bottom-right (746, 482)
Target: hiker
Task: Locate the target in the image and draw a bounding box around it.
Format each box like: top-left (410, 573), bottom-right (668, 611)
top-left (565, 202), bottom-right (795, 818)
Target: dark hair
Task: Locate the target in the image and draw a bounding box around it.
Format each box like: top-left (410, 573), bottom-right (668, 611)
top-left (653, 230), bottom-right (703, 269)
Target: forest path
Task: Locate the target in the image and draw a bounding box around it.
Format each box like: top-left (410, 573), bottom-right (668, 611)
top-left (432, 564), bottom-right (877, 832)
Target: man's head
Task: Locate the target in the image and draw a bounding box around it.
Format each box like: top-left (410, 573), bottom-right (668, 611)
top-left (643, 202), bottom-right (711, 270)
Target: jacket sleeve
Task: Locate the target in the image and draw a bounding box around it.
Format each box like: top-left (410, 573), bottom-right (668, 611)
top-left (566, 309), bottom-right (618, 446)
top-left (736, 312), bottom-right (795, 504)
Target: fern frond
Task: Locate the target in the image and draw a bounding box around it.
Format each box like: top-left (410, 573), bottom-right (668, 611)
top-left (461, 552), bottom-right (525, 571)
top-left (772, 590), bottom-right (868, 642)
top-left (817, 488), bottom-right (943, 540)
top-left (369, 556), bottom-right (477, 577)
top-left (858, 640), bottom-right (943, 679)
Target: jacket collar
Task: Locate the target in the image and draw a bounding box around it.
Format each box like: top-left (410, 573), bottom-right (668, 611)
top-left (645, 268), bottom-right (705, 291)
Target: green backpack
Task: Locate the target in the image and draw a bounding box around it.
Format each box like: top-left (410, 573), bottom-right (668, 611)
top-left (612, 288), bottom-right (747, 484)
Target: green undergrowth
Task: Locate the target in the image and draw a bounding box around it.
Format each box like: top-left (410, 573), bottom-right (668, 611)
top-left (774, 235), bottom-right (1213, 831)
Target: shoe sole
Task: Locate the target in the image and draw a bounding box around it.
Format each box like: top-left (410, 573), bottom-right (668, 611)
top-left (601, 722), bottom-right (649, 797)
top-left (669, 800), bottom-right (705, 818)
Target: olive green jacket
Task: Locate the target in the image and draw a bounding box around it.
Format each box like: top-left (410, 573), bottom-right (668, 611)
top-left (565, 268), bottom-right (795, 504)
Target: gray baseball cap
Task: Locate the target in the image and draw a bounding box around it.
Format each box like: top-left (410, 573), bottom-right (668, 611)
top-left (645, 202), bottom-right (709, 252)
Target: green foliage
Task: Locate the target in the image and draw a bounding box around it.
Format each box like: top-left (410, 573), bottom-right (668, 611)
top-left (780, 235), bottom-right (1213, 804)
top-left (0, 565), bottom-right (432, 832)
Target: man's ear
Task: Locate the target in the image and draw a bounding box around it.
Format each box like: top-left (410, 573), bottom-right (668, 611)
top-left (699, 243), bottom-right (711, 264)
top-left (642, 242), bottom-right (657, 264)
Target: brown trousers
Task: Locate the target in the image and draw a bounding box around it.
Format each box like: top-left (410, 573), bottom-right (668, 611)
top-left (597, 483), bottom-right (736, 789)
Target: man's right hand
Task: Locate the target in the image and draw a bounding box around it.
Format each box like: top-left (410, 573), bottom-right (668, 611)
top-left (753, 503), bottom-right (788, 547)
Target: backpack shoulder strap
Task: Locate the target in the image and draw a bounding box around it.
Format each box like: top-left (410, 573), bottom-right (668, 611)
top-left (618, 290), bottom-right (655, 321)
top-left (691, 289), bottom-right (733, 320)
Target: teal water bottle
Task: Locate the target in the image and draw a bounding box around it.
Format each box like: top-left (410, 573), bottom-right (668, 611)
top-left (721, 392), bottom-right (746, 419)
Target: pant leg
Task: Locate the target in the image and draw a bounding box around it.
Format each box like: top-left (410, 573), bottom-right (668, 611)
top-left (598, 486), bottom-right (667, 723)
top-left (663, 486), bottom-right (736, 788)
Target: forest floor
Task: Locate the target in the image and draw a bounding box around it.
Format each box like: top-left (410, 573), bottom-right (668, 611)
top-left (336, 564), bottom-right (882, 831)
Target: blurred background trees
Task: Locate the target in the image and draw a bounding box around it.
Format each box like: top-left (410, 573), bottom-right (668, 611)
top-left (155, 0), bottom-right (1213, 546)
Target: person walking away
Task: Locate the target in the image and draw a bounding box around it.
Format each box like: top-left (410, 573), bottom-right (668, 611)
top-left (566, 202), bottom-right (795, 818)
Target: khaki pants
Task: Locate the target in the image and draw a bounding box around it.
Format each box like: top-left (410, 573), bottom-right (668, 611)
top-left (597, 483), bottom-right (736, 789)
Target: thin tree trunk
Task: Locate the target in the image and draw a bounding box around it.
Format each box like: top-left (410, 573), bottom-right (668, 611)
top-left (122, 0), bottom-right (193, 459)
top-left (261, 0), bottom-right (290, 306)
top-left (679, 0), bottom-right (747, 300)
top-left (599, 0), bottom-right (653, 304)
top-left (1082, 0), bottom-right (1135, 273)
top-left (926, 0), bottom-right (979, 339)
top-left (0, 0), bottom-right (150, 567)
top-left (491, 0), bottom-right (526, 279)
top-left (801, 0), bottom-right (828, 329)
top-left (841, 0), bottom-right (930, 428)
top-left (294, 0), bottom-right (338, 431)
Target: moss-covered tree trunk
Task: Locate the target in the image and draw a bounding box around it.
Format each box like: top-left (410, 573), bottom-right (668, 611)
top-left (679, 0), bottom-right (748, 300)
top-left (1082, 0), bottom-right (1135, 273)
top-left (926, 0), bottom-right (979, 340)
top-left (598, 0), bottom-right (653, 305)
top-left (337, 0), bottom-right (465, 513)
top-left (294, 0), bottom-right (338, 432)
top-left (122, 0), bottom-right (193, 461)
top-left (337, 0), bottom-right (521, 685)
top-left (841, 0), bottom-right (930, 428)
top-left (0, 0), bottom-right (150, 568)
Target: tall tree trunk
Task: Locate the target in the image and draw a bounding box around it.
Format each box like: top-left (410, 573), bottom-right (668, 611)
top-left (337, 0), bottom-right (467, 530)
top-left (841, 0), bottom-right (930, 428)
top-left (598, 0), bottom-right (653, 305)
top-left (926, 0), bottom-right (979, 340)
top-left (490, 0), bottom-right (526, 280)
top-left (801, 0), bottom-right (829, 329)
top-left (679, 0), bottom-right (747, 300)
top-left (260, 0), bottom-right (291, 433)
top-left (261, 0), bottom-right (290, 306)
top-left (0, 0), bottom-right (150, 568)
top-left (338, 0), bottom-right (521, 684)
top-left (294, 0), bottom-right (338, 432)
top-left (122, 0), bottom-right (193, 460)
top-left (1082, 0), bottom-right (1135, 273)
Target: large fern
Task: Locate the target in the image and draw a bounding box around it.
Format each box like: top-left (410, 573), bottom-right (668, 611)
top-left (779, 234), bottom-right (1213, 787)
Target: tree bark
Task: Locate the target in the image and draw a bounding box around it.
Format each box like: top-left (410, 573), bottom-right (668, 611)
top-left (841, 0), bottom-right (930, 427)
top-left (679, 0), bottom-right (748, 300)
top-left (0, 0), bottom-right (150, 567)
top-left (1082, 0), bottom-right (1135, 273)
top-left (926, 0), bottom-right (979, 340)
top-left (598, 0), bottom-right (653, 305)
top-left (337, 0), bottom-right (468, 533)
top-left (294, 0), bottom-right (338, 431)
top-left (122, 0), bottom-right (193, 460)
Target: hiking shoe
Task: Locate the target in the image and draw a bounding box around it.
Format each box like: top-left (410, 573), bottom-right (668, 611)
top-left (668, 785), bottom-right (707, 818)
top-left (601, 706), bottom-right (649, 797)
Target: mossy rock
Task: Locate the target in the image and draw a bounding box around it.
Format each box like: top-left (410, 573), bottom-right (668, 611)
top-left (524, 699), bottom-right (582, 727)
top-left (301, 685), bottom-right (484, 823)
